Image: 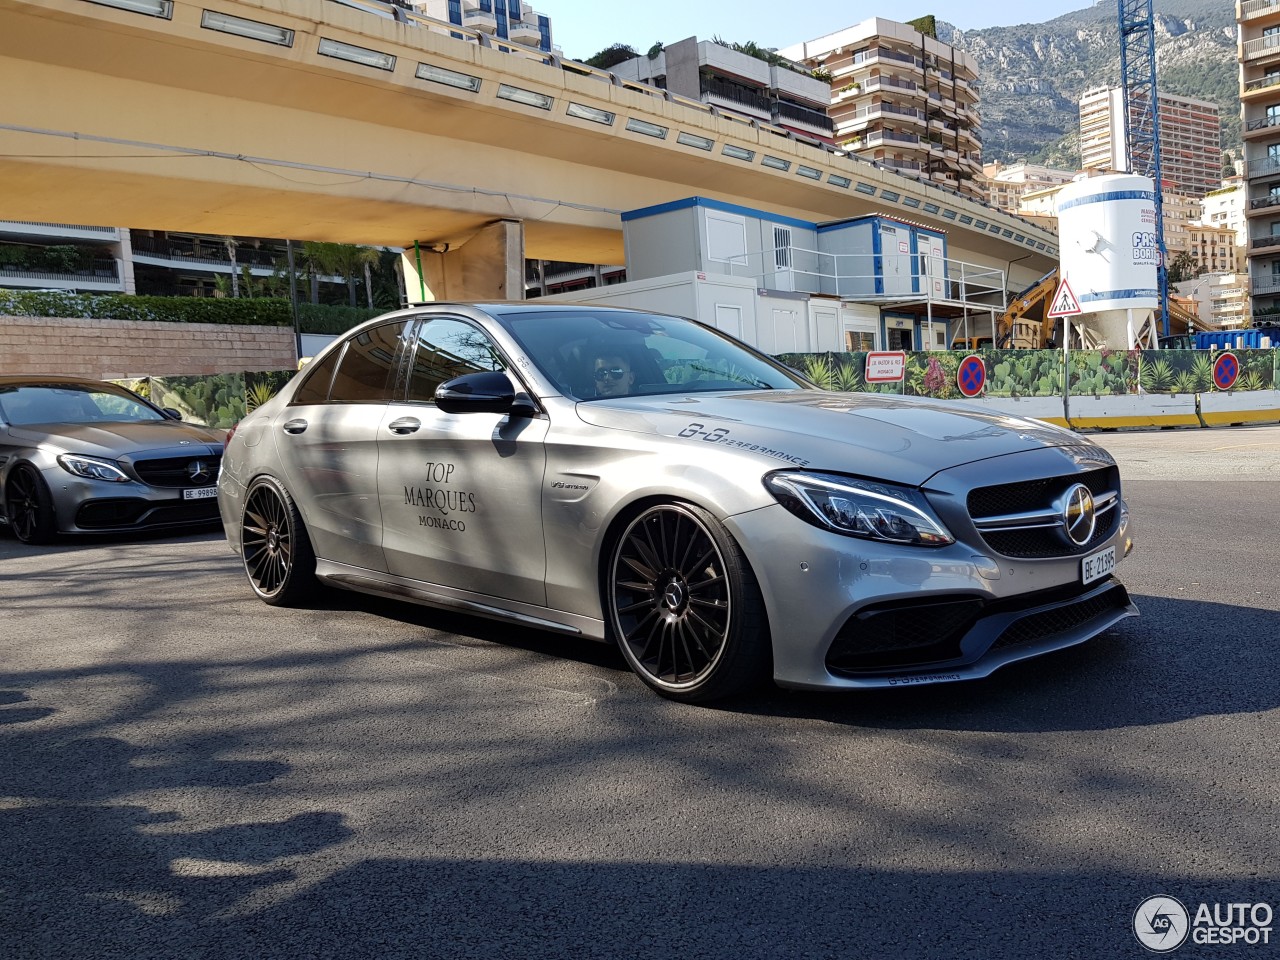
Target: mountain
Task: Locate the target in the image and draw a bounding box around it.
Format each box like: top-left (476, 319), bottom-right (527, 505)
top-left (938, 0), bottom-right (1239, 167)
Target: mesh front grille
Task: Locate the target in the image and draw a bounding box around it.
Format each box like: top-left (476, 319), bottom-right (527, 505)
top-left (980, 508), bottom-right (1118, 559)
top-left (133, 454), bottom-right (221, 488)
top-left (968, 465), bottom-right (1120, 559)
top-left (990, 585), bottom-right (1128, 651)
top-left (76, 497), bottom-right (219, 530)
top-left (968, 466), bottom-right (1116, 519)
top-left (826, 597), bottom-right (984, 672)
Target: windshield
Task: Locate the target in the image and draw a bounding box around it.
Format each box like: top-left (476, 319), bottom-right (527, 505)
top-left (0, 383), bottom-right (165, 426)
top-left (495, 308), bottom-right (809, 401)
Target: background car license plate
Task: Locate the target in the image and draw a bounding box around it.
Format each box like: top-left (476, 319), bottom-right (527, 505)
top-left (183, 487), bottom-right (218, 500)
top-left (1081, 545), bottom-right (1115, 585)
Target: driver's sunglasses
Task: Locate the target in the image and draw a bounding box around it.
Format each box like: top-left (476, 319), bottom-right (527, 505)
top-left (593, 366), bottom-right (628, 382)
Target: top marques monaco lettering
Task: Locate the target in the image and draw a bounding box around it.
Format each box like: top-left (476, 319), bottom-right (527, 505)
top-left (404, 460), bottom-right (476, 532)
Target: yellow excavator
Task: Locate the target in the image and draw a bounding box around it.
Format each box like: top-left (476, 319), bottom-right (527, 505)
top-left (952, 268), bottom-right (1212, 350)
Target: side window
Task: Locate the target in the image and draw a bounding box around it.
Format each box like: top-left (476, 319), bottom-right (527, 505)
top-left (292, 346), bottom-right (342, 405)
top-left (328, 321), bottom-right (410, 404)
top-left (405, 318), bottom-right (505, 403)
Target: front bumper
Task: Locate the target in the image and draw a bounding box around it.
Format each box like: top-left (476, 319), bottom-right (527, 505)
top-left (48, 474), bottom-right (220, 535)
top-left (726, 502), bottom-right (1136, 691)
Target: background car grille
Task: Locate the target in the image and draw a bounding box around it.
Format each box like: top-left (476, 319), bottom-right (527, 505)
top-left (76, 497), bottom-right (220, 529)
top-left (133, 454), bottom-right (221, 488)
top-left (967, 466), bottom-right (1120, 559)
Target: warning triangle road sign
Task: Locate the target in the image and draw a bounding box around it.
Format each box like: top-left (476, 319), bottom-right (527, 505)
top-left (1046, 277), bottom-right (1083, 317)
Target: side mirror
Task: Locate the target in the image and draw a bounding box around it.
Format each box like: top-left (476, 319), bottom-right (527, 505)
top-left (162, 408), bottom-right (183, 421)
top-left (435, 371), bottom-right (537, 417)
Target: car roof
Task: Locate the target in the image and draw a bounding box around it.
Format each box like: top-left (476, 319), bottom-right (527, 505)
top-left (0, 375), bottom-right (126, 388)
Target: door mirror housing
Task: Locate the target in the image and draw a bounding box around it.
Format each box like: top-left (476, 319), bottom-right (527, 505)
top-left (435, 371), bottom-right (537, 417)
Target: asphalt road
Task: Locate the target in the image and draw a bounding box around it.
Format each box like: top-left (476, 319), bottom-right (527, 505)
top-left (1, 426), bottom-right (1277, 959)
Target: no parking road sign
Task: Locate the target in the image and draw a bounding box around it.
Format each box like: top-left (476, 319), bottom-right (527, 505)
top-left (956, 354), bottom-right (987, 397)
top-left (1213, 352), bottom-right (1240, 391)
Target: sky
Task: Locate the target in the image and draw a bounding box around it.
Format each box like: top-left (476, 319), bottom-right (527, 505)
top-left (546, 0), bottom-right (1102, 62)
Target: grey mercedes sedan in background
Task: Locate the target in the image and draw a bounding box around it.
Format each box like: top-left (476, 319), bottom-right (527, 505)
top-left (219, 303), bottom-right (1137, 703)
top-left (1, 376), bottom-right (224, 544)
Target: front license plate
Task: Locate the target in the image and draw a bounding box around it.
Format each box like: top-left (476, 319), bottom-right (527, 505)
top-left (183, 487), bottom-right (218, 500)
top-left (1081, 545), bottom-right (1115, 585)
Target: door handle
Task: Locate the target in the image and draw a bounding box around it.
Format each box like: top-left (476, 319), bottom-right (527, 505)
top-left (282, 418), bottom-right (308, 435)
top-left (388, 417), bottom-right (421, 435)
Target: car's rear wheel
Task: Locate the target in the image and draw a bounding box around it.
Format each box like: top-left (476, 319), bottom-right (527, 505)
top-left (6, 464), bottom-right (57, 545)
top-left (606, 502), bottom-right (771, 703)
top-left (241, 476), bottom-right (317, 606)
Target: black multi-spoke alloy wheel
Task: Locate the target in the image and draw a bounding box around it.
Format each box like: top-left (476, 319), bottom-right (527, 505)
top-left (607, 502), bottom-right (770, 703)
top-left (241, 476), bottom-right (317, 607)
top-left (6, 464), bottom-right (56, 545)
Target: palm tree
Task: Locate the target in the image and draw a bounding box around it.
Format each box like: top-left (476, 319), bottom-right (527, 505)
top-left (222, 236), bottom-right (240, 298)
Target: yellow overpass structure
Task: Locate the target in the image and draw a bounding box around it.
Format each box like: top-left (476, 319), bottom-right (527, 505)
top-left (0, 0), bottom-right (1059, 298)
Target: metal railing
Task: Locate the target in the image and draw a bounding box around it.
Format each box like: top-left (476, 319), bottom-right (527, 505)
top-left (0, 262), bottom-right (121, 282)
top-left (1251, 195), bottom-right (1280, 210)
top-left (130, 236), bottom-right (282, 268)
top-left (772, 101), bottom-right (834, 133)
top-left (1243, 35), bottom-right (1280, 61)
top-left (1241, 0), bottom-right (1280, 20)
top-left (700, 76), bottom-right (773, 114)
top-left (1246, 114), bottom-right (1280, 132)
top-left (1248, 155), bottom-right (1280, 177)
top-left (704, 245), bottom-right (1005, 308)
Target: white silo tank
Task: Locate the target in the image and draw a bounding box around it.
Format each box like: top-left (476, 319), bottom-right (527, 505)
top-left (1056, 173), bottom-right (1159, 349)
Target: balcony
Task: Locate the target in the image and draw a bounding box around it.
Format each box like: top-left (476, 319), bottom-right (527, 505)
top-left (1251, 272), bottom-right (1280, 294)
top-left (130, 236), bottom-right (283, 270)
top-left (0, 261), bottom-right (122, 291)
top-left (772, 101), bottom-right (834, 135)
top-left (1244, 74), bottom-right (1280, 99)
top-left (852, 46), bottom-right (923, 72)
top-left (1241, 0), bottom-right (1280, 21)
top-left (507, 21), bottom-right (541, 46)
top-left (1242, 34), bottom-right (1280, 63)
top-left (700, 76), bottom-right (772, 120)
top-left (1251, 235), bottom-right (1280, 250)
top-left (1251, 194), bottom-right (1280, 210)
top-left (1246, 113), bottom-right (1280, 135)
top-left (1248, 155), bottom-right (1280, 179)
top-left (462, 7), bottom-right (496, 33)
top-left (862, 76), bottom-right (917, 95)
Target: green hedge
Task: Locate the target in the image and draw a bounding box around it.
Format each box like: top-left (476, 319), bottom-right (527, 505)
top-left (0, 289), bottom-right (385, 333)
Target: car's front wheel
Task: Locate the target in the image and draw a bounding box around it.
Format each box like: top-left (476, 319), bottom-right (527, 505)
top-left (606, 502), bottom-right (771, 703)
top-left (240, 476), bottom-right (317, 607)
top-left (6, 464), bottom-right (57, 545)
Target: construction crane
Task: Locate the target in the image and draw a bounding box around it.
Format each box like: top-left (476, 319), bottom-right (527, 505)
top-left (1117, 0), bottom-right (1171, 336)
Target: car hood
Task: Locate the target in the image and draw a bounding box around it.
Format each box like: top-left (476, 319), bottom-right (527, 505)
top-left (574, 390), bottom-right (1084, 486)
top-left (7, 420), bottom-right (225, 457)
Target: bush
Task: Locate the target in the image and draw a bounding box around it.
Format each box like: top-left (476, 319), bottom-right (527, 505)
top-left (0, 289), bottom-right (388, 330)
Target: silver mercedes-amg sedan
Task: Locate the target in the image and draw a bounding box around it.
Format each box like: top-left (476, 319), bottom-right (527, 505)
top-left (1, 376), bottom-right (225, 544)
top-left (219, 303), bottom-right (1137, 703)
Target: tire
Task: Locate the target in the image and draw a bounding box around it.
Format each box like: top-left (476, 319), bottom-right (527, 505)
top-left (6, 464), bottom-right (57, 545)
top-left (240, 476), bottom-right (317, 607)
top-left (606, 502), bottom-right (771, 703)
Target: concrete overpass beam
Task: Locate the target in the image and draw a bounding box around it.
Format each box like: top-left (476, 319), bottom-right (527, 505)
top-left (402, 219), bottom-right (525, 303)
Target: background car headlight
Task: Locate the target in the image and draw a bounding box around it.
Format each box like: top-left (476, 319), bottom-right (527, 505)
top-left (56, 454), bottom-right (131, 482)
top-left (764, 471), bottom-right (953, 546)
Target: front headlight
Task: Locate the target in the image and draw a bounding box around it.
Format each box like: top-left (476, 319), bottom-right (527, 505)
top-left (57, 454), bottom-right (131, 482)
top-left (764, 471), bottom-right (954, 546)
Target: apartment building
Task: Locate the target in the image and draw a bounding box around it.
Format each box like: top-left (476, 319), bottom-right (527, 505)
top-left (1200, 176), bottom-right (1247, 249)
top-left (981, 161), bottom-right (1077, 215)
top-left (1238, 0), bottom-right (1280, 321)
top-left (781, 19), bottom-right (984, 199)
top-left (1186, 223), bottom-right (1244, 275)
top-left (610, 38), bottom-right (835, 144)
top-left (413, 0), bottom-right (554, 52)
top-left (1078, 86), bottom-right (1222, 199)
